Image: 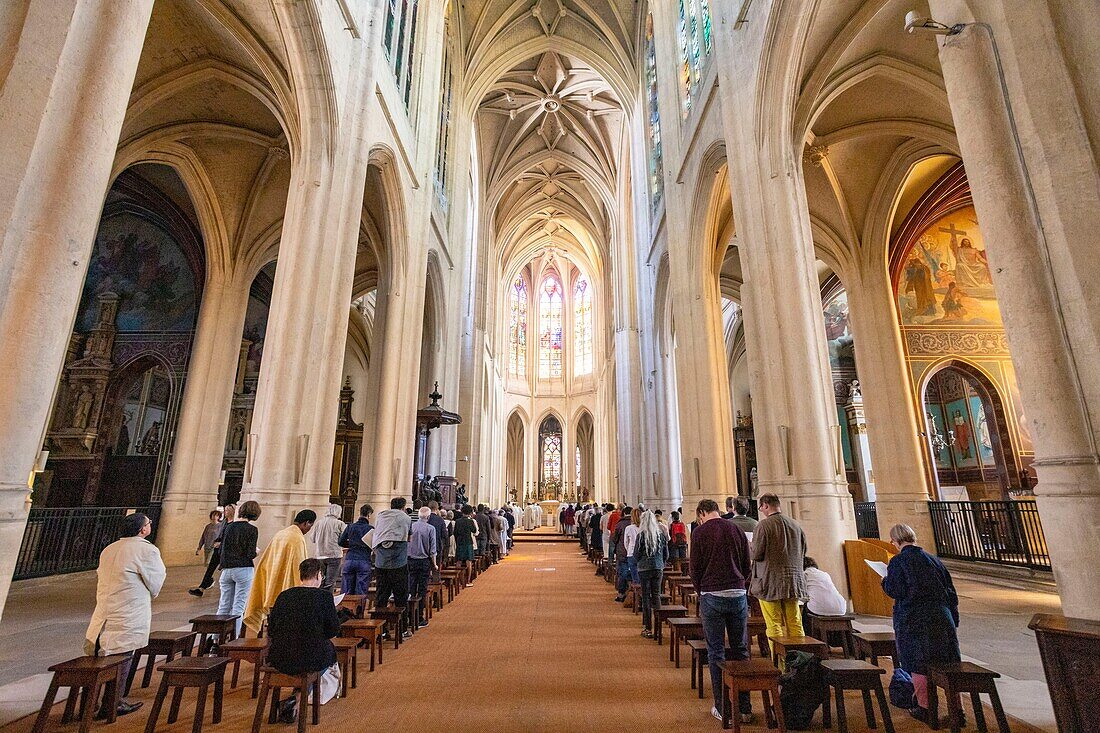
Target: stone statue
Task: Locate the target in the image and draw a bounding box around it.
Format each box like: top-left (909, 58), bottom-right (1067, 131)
top-left (230, 423), bottom-right (245, 452)
top-left (749, 467), bottom-right (759, 498)
top-left (848, 379), bottom-right (862, 403)
top-left (455, 483), bottom-right (468, 507)
top-left (72, 386), bottom-right (94, 429)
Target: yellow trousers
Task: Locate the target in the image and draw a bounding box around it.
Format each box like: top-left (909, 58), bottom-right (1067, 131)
top-left (759, 598), bottom-right (804, 654)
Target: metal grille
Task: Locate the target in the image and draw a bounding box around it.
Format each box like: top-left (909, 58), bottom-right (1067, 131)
top-left (854, 502), bottom-right (879, 539)
top-left (928, 500), bottom-right (1049, 571)
top-left (14, 505), bottom-right (161, 581)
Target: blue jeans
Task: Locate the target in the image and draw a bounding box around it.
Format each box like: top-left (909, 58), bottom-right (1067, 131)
top-left (217, 566), bottom-right (254, 637)
top-left (342, 556), bottom-right (372, 595)
top-left (700, 593), bottom-right (751, 715)
top-left (628, 556), bottom-right (639, 583)
top-left (615, 559), bottom-right (631, 595)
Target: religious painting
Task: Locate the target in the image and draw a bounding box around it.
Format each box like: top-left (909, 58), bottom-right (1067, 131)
top-left (242, 262), bottom-right (276, 377)
top-left (896, 206), bottom-right (1002, 327)
top-left (76, 212), bottom-right (199, 333)
top-left (823, 290), bottom-right (854, 374)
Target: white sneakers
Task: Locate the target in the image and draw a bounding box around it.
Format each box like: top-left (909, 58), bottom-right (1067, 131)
top-left (710, 707), bottom-right (752, 725)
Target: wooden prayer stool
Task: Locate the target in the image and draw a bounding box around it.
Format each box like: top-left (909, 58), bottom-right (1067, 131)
top-left (675, 581), bottom-right (695, 607)
top-left (341, 618), bottom-right (385, 669)
top-left (627, 582), bottom-right (641, 611)
top-left (337, 594), bottom-right (367, 618)
top-left (33, 654), bottom-right (130, 733)
top-left (189, 614), bottom-right (239, 655)
top-left (662, 573), bottom-right (688, 595)
top-left (927, 662), bottom-right (1010, 733)
top-left (668, 616), bottom-right (704, 666)
top-left (370, 605), bottom-right (408, 650)
top-left (688, 641), bottom-right (737, 699)
top-left (428, 582), bottom-right (445, 610)
top-left (252, 667), bottom-right (321, 733)
top-left (748, 616), bottom-right (771, 658)
top-left (719, 659), bottom-right (785, 732)
top-left (809, 614), bottom-right (856, 658)
top-left (439, 572), bottom-right (459, 601)
top-left (221, 638), bottom-right (269, 698)
top-left (144, 656), bottom-right (229, 733)
top-left (821, 659), bottom-right (894, 733)
top-left (129, 630), bottom-right (197, 690)
top-left (853, 632), bottom-right (898, 666)
top-left (685, 591), bottom-right (699, 615)
top-left (771, 636), bottom-right (829, 668)
top-left (654, 604), bottom-right (688, 645)
top-left (408, 594), bottom-right (429, 625)
top-left (331, 637), bottom-right (358, 697)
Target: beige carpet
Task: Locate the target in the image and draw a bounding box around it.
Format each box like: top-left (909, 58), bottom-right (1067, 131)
top-left (5, 541), bottom-right (1045, 732)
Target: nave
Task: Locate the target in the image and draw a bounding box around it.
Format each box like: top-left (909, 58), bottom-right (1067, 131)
top-left (0, 539), bottom-right (1054, 733)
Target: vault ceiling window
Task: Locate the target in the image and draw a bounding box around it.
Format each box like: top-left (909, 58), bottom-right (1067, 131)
top-left (434, 34), bottom-right (454, 208)
top-left (645, 13), bottom-right (665, 214)
top-left (538, 275), bottom-right (564, 380)
top-left (678, 0), bottom-right (713, 118)
top-left (509, 277), bottom-right (528, 377)
top-left (573, 275), bottom-right (593, 376)
top-left (383, 0), bottom-right (419, 108)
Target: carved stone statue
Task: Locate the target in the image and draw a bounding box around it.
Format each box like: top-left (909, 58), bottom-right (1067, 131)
top-left (72, 386), bottom-right (94, 429)
top-left (749, 467), bottom-right (759, 499)
top-left (455, 483), bottom-right (468, 507)
top-left (848, 379), bottom-right (862, 403)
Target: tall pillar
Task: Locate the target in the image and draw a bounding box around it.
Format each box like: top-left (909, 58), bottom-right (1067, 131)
top-left (930, 10), bottom-right (1100, 618)
top-left (846, 265), bottom-right (934, 543)
top-left (156, 274), bottom-right (250, 565)
top-left (0, 0), bottom-right (153, 620)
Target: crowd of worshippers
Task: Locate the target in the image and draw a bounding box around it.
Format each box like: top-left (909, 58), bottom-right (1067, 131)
top-left (576, 494), bottom-right (963, 728)
top-left (81, 499), bottom-right (522, 723)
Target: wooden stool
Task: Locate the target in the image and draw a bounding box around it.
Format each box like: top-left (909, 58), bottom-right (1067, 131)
top-left (221, 638), bottom-right (269, 698)
top-left (428, 583), bottom-right (445, 610)
top-left (676, 581), bottom-right (695, 607)
top-left (748, 616), bottom-right (771, 658)
top-left (190, 614), bottom-right (239, 655)
top-left (928, 662), bottom-right (1010, 733)
top-left (628, 582), bottom-right (641, 612)
top-left (337, 594), bottom-right (366, 618)
top-left (854, 632), bottom-right (898, 666)
top-left (668, 617), bottom-right (704, 666)
top-left (144, 656), bottom-right (229, 733)
top-left (252, 667), bottom-right (321, 733)
top-left (688, 640), bottom-right (736, 699)
top-left (654, 604), bottom-right (688, 644)
top-left (663, 574), bottom-right (688, 595)
top-left (331, 637), bottom-right (358, 697)
top-left (341, 618), bottom-right (386, 669)
top-left (821, 659), bottom-right (893, 733)
top-left (809, 614), bottom-right (856, 658)
top-left (439, 573), bottom-right (459, 602)
top-left (370, 605), bottom-right (408, 649)
top-left (33, 654), bottom-right (130, 733)
top-left (720, 659), bottom-right (785, 732)
top-left (771, 635), bottom-right (829, 668)
top-left (130, 630), bottom-right (197, 690)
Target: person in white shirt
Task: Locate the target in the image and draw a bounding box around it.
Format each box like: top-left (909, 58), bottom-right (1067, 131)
top-left (623, 508), bottom-right (642, 584)
top-left (802, 556), bottom-right (848, 616)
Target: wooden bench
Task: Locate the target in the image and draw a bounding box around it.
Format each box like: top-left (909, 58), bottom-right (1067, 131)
top-left (189, 614), bottom-right (239, 655)
top-left (341, 618), bottom-right (386, 669)
top-left (720, 659), bottom-right (785, 731)
top-left (853, 632), bottom-right (898, 666)
top-left (687, 640), bottom-right (736, 699)
top-left (928, 662), bottom-right (1010, 733)
top-left (808, 614), bottom-right (856, 658)
top-left (144, 656), bottom-right (229, 733)
top-left (252, 667), bottom-right (321, 733)
top-left (654, 605), bottom-right (688, 645)
top-left (33, 654), bottom-right (130, 733)
top-left (668, 617), bottom-right (704, 666)
top-left (221, 638), bottom-right (269, 698)
top-left (129, 630), bottom-right (196, 690)
top-left (331, 637), bottom-right (359, 697)
top-left (771, 635), bottom-right (829, 668)
top-left (821, 659), bottom-right (893, 733)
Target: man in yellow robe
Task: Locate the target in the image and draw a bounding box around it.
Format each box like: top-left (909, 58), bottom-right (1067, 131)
top-left (243, 510), bottom-right (316, 633)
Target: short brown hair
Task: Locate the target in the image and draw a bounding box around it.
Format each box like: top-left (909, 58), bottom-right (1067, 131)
top-left (238, 500), bottom-right (262, 521)
top-left (758, 493), bottom-right (780, 509)
top-left (299, 558), bottom-right (323, 581)
top-left (696, 499), bottom-right (720, 515)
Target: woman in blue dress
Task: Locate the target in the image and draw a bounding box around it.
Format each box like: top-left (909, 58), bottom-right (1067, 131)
top-left (882, 523), bottom-right (961, 723)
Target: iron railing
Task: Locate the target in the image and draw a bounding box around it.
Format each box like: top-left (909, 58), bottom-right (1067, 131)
top-left (928, 500), bottom-right (1049, 571)
top-left (854, 502), bottom-right (880, 539)
top-left (14, 505), bottom-right (161, 581)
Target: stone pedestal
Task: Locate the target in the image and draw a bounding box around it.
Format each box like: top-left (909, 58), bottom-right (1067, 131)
top-left (539, 500), bottom-right (560, 528)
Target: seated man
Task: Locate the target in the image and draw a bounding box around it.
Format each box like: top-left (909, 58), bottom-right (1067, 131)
top-left (802, 556), bottom-right (848, 617)
top-left (266, 558), bottom-right (342, 722)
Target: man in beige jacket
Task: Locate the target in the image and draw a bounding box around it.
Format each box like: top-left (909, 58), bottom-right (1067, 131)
top-left (749, 493), bottom-right (808, 653)
top-left (84, 512), bottom-right (166, 719)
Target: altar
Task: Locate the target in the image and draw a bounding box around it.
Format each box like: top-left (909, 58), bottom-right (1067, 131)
top-left (539, 500), bottom-right (560, 528)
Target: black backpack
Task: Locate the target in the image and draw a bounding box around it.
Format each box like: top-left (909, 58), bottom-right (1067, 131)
top-left (779, 650), bottom-right (826, 730)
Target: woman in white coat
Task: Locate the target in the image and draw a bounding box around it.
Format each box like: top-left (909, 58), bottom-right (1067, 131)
top-left (83, 512), bottom-right (166, 719)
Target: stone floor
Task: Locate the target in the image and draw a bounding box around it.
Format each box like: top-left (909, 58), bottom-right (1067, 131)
top-left (0, 546), bottom-right (1062, 731)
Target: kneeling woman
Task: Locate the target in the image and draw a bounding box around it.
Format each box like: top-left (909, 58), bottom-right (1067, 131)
top-left (882, 523), bottom-right (961, 723)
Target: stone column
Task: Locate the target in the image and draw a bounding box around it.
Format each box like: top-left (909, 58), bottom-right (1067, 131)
top-left (842, 387), bottom-right (876, 503)
top-left (156, 274), bottom-right (251, 565)
top-left (931, 13), bottom-right (1100, 618)
top-left (0, 0), bottom-right (153, 620)
top-left (846, 265), bottom-right (934, 542)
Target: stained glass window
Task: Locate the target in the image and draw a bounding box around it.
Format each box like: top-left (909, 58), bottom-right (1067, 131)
top-left (645, 14), bottom-right (664, 213)
top-left (434, 42), bottom-right (453, 206)
top-left (539, 276), bottom-right (563, 380)
top-left (678, 0), bottom-right (714, 118)
top-left (575, 446), bottom-right (582, 486)
top-left (539, 416), bottom-right (563, 487)
top-left (573, 276), bottom-right (593, 376)
top-left (384, 0), bottom-right (418, 109)
top-left (509, 278), bottom-right (527, 376)
top-left (383, 0), bottom-right (396, 57)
